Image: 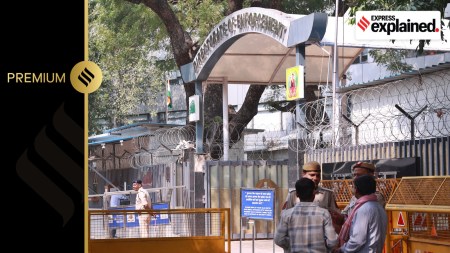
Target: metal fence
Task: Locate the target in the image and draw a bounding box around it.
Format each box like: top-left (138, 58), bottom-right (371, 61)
top-left (385, 176), bottom-right (450, 252)
top-left (205, 160), bottom-right (289, 239)
top-left (88, 208), bottom-right (231, 253)
top-left (88, 68), bottom-right (449, 165)
top-left (89, 209), bottom-right (228, 239)
top-left (306, 137), bottom-right (449, 176)
top-left (88, 186), bottom-right (189, 210)
top-left (205, 160), bottom-right (400, 239)
top-left (321, 178), bottom-right (399, 209)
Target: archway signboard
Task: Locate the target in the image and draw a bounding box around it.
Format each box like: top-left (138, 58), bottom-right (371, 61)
top-left (181, 7), bottom-right (328, 84)
top-left (180, 7), bottom-right (329, 155)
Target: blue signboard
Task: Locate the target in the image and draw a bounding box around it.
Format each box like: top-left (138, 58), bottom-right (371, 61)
top-left (108, 206), bottom-right (139, 228)
top-left (241, 188), bottom-right (275, 220)
top-left (151, 202), bottom-right (170, 225)
top-left (109, 203), bottom-right (170, 227)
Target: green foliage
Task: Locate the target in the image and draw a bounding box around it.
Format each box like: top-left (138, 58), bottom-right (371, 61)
top-left (88, 0), bottom-right (228, 135)
top-left (213, 116), bottom-right (223, 123)
top-left (88, 0), bottom-right (166, 135)
top-left (281, 0), bottom-right (334, 14)
top-left (172, 0), bottom-right (227, 42)
top-left (369, 49), bottom-right (413, 74)
top-left (242, 0), bottom-right (333, 14)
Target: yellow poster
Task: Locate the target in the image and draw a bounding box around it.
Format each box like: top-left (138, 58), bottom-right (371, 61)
top-left (286, 65), bottom-right (304, 100)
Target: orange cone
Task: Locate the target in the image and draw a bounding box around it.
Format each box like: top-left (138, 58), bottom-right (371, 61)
top-left (430, 223), bottom-right (438, 237)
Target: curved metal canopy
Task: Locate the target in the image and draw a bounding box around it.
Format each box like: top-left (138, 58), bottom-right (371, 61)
top-left (207, 34), bottom-right (362, 85)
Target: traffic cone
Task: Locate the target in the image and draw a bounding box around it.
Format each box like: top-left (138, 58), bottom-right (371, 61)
top-left (430, 222), bottom-right (438, 237)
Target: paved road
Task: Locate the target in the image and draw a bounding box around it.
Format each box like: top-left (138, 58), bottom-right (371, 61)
top-left (230, 239), bottom-right (284, 253)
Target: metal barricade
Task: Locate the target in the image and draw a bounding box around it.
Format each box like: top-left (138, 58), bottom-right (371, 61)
top-left (88, 208), bottom-right (231, 253)
top-left (385, 176), bottom-right (450, 253)
top-left (321, 178), bottom-right (399, 210)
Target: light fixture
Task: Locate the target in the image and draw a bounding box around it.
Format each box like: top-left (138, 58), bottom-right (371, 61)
top-left (120, 140), bottom-right (123, 146)
top-left (101, 143), bottom-right (105, 149)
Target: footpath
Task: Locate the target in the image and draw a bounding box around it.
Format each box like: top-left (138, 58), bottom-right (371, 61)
top-left (230, 239), bottom-right (284, 253)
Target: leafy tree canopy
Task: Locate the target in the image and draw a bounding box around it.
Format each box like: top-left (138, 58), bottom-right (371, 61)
top-left (88, 0), bottom-right (227, 135)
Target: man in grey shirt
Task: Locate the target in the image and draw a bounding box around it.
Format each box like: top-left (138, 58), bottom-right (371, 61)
top-left (332, 175), bottom-right (387, 253)
top-left (331, 162), bottom-right (386, 229)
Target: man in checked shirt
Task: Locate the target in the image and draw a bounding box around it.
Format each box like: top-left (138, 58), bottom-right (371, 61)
top-left (275, 177), bottom-right (338, 253)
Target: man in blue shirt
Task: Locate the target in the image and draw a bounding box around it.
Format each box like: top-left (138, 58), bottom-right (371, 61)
top-left (330, 162), bottom-right (386, 233)
top-left (332, 175), bottom-right (387, 253)
top-left (109, 186), bottom-right (125, 238)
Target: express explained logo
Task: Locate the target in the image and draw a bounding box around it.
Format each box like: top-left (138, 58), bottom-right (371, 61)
top-left (357, 16), bottom-right (370, 31)
top-left (357, 15), bottom-right (438, 35)
top-left (355, 11), bottom-right (441, 40)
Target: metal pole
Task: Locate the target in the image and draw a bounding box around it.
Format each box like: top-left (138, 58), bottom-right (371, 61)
top-left (240, 217), bottom-right (242, 253)
top-left (223, 78), bottom-right (229, 160)
top-left (251, 220), bottom-right (255, 253)
top-left (195, 80), bottom-right (204, 153)
top-left (395, 104), bottom-right (427, 157)
top-left (332, 0), bottom-right (340, 147)
top-left (253, 227), bottom-right (255, 253)
top-left (272, 219), bottom-right (275, 253)
top-left (296, 45), bottom-right (305, 175)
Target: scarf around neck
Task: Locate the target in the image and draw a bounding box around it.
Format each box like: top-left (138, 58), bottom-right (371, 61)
top-left (338, 193), bottom-right (378, 246)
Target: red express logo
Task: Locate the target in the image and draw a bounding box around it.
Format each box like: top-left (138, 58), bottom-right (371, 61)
top-left (357, 16), bottom-right (370, 31)
top-left (355, 11), bottom-right (441, 40)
